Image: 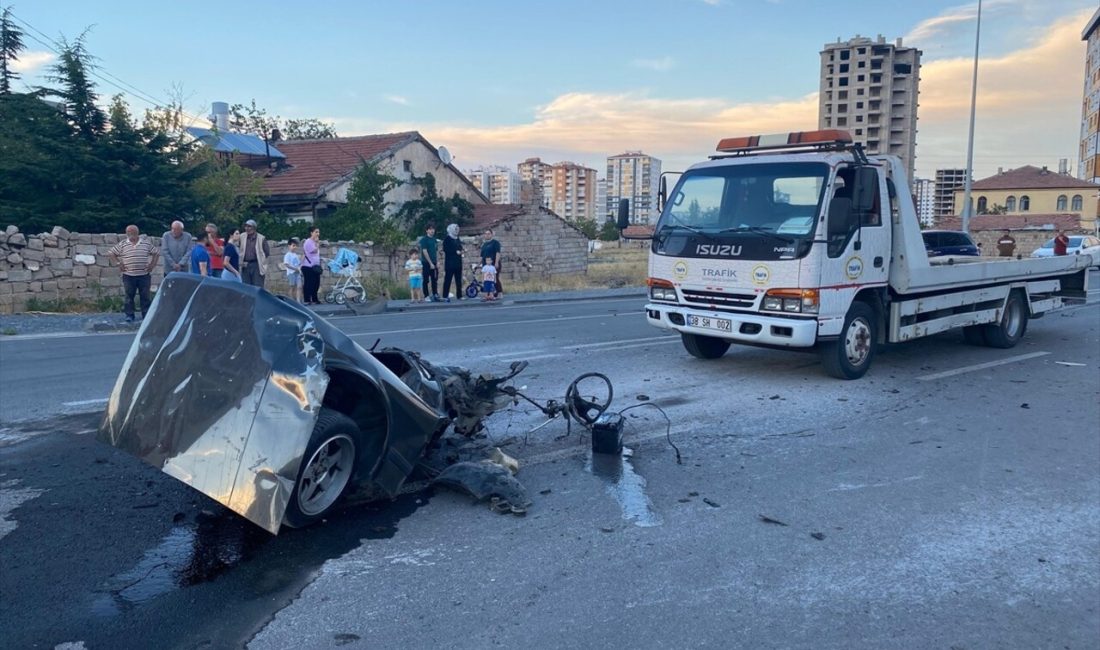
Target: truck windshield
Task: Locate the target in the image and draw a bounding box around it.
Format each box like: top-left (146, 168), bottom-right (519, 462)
top-left (659, 163), bottom-right (829, 238)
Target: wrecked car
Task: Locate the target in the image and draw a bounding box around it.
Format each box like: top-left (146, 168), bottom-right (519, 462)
top-left (99, 274), bottom-right (521, 534)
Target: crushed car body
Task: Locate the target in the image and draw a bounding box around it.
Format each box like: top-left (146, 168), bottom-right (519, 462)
top-left (99, 274), bottom-right (454, 533)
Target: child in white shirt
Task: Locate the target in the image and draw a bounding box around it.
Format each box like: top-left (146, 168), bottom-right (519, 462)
top-left (283, 239), bottom-right (303, 302)
top-left (481, 257), bottom-right (497, 302)
top-left (405, 248), bottom-right (424, 303)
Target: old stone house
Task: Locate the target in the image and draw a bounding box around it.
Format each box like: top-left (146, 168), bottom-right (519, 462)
top-left (256, 131), bottom-right (489, 220)
top-left (952, 166), bottom-right (1098, 232)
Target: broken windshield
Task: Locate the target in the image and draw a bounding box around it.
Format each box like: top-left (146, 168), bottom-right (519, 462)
top-left (658, 162), bottom-right (829, 238)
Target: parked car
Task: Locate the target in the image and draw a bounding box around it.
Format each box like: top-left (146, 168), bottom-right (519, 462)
top-left (922, 230), bottom-right (980, 257)
top-left (1030, 235), bottom-right (1100, 267)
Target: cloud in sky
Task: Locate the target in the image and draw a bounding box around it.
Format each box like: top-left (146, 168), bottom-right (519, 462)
top-left (10, 50), bottom-right (54, 74)
top-left (383, 94), bottom-right (410, 106)
top-left (631, 56), bottom-right (675, 72)
top-left (332, 7), bottom-right (1087, 178)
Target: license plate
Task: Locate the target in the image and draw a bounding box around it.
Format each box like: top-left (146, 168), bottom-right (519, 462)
top-left (686, 315), bottom-right (732, 332)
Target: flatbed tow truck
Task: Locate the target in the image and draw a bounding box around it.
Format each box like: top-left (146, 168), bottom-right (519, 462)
top-left (619, 130), bottom-right (1091, 379)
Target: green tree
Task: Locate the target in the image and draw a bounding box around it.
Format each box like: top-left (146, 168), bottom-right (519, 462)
top-left (0, 6), bottom-right (24, 95)
top-left (229, 99), bottom-right (337, 140)
top-left (599, 220), bottom-right (621, 242)
top-left (189, 147), bottom-right (266, 228)
top-left (394, 172), bottom-right (473, 238)
top-left (42, 34), bottom-right (105, 141)
top-left (574, 217), bottom-right (598, 239)
top-left (985, 203), bottom-right (1006, 215)
top-left (326, 161), bottom-right (403, 244)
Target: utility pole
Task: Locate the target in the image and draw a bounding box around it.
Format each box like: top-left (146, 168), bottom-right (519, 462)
top-left (961, 0), bottom-right (982, 233)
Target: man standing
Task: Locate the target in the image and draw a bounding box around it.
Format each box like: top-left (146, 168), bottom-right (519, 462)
top-left (160, 220), bottom-right (193, 275)
top-left (191, 231), bottom-right (212, 276)
top-left (239, 219), bottom-right (270, 287)
top-left (1054, 230), bottom-right (1070, 256)
top-left (480, 227), bottom-right (502, 298)
top-left (996, 230), bottom-right (1016, 257)
top-left (108, 225), bottom-right (158, 323)
top-left (419, 224), bottom-right (440, 301)
top-left (205, 223), bottom-right (225, 278)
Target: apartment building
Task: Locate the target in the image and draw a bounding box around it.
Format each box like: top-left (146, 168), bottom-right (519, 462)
top-left (606, 152), bottom-right (662, 224)
top-left (819, 35), bottom-right (921, 183)
top-left (465, 166), bottom-right (521, 205)
top-left (548, 162), bottom-right (599, 221)
top-left (934, 168), bottom-right (967, 218)
top-left (913, 177), bottom-right (935, 227)
top-left (1080, 7), bottom-right (1100, 183)
top-left (517, 157), bottom-right (554, 205)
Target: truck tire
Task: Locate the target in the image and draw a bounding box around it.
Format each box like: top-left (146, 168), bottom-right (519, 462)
top-left (681, 332), bottom-right (731, 359)
top-left (982, 291), bottom-right (1027, 349)
top-left (821, 301), bottom-right (877, 380)
top-left (962, 325), bottom-right (987, 346)
top-left (283, 408), bottom-right (361, 529)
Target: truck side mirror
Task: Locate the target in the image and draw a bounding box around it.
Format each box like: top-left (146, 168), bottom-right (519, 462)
top-left (617, 198), bottom-right (630, 230)
top-left (852, 167), bottom-right (878, 214)
top-left (657, 176), bottom-right (667, 212)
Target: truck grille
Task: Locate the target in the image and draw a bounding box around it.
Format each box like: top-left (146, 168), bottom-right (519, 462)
top-left (681, 289), bottom-right (756, 310)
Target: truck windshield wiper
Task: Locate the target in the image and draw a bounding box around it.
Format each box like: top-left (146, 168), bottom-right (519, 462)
top-left (718, 226), bottom-right (795, 243)
top-left (657, 221), bottom-right (720, 242)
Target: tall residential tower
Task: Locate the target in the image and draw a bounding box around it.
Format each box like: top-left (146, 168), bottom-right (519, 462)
top-left (819, 35), bottom-right (921, 183)
top-left (606, 152), bottom-right (662, 224)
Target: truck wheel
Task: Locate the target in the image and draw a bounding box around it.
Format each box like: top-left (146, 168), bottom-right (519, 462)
top-left (983, 291), bottom-right (1027, 349)
top-left (821, 302), bottom-right (877, 379)
top-left (962, 325), bottom-right (987, 346)
top-left (681, 332), bottom-right (731, 359)
top-left (283, 408), bottom-right (360, 529)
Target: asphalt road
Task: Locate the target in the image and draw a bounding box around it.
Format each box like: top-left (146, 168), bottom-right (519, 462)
top-left (1, 282), bottom-right (1098, 649)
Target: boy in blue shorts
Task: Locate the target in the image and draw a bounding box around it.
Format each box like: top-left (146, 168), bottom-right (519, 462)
top-left (405, 248), bottom-right (424, 303)
top-left (481, 256), bottom-right (497, 302)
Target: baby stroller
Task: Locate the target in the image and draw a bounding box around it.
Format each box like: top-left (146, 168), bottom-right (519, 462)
top-left (324, 247), bottom-right (368, 304)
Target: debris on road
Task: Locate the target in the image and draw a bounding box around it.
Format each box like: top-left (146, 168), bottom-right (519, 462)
top-left (758, 514), bottom-right (789, 526)
top-left (702, 498), bottom-right (721, 508)
top-left (1055, 361), bottom-right (1086, 367)
top-left (488, 447), bottom-right (520, 475)
top-left (432, 461), bottom-right (530, 516)
top-left (810, 532), bottom-right (826, 540)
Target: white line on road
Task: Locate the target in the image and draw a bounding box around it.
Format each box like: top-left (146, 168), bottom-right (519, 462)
top-left (347, 312), bottom-right (641, 338)
top-left (564, 335), bottom-right (675, 350)
top-left (917, 351), bottom-right (1051, 381)
top-left (496, 353), bottom-right (563, 364)
top-left (62, 398), bottom-right (109, 407)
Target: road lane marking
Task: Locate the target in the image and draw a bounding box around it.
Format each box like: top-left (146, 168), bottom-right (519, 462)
top-left (0, 331), bottom-right (135, 342)
top-left (347, 312), bottom-right (642, 337)
top-left (916, 351), bottom-right (1051, 381)
top-left (564, 335), bottom-right (675, 350)
top-left (496, 353), bottom-right (562, 364)
top-left (324, 296), bottom-right (645, 320)
top-left (62, 398), bottom-right (109, 407)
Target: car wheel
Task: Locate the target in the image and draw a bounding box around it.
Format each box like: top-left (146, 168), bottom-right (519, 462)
top-left (681, 332), bottom-right (730, 359)
top-left (983, 291), bottom-right (1027, 349)
top-left (283, 409), bottom-right (360, 529)
top-left (821, 301), bottom-right (877, 379)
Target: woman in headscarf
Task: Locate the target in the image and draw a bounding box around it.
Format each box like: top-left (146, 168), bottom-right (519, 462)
top-left (441, 223), bottom-right (463, 302)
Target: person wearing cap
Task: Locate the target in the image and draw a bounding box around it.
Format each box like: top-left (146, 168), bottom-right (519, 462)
top-left (240, 219), bottom-right (270, 287)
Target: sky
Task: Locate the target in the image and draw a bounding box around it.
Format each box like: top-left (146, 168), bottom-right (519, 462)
top-left (8, 0), bottom-right (1098, 180)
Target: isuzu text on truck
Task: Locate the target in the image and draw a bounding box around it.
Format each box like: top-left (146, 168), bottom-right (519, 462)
top-left (618, 130), bottom-right (1091, 379)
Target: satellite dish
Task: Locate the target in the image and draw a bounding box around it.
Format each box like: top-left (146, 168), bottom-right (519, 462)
top-left (437, 146), bottom-right (453, 166)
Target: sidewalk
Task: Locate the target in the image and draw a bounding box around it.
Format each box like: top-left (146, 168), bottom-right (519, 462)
top-left (0, 286), bottom-right (647, 336)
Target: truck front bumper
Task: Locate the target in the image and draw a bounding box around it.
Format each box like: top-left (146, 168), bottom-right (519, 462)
top-left (645, 302), bottom-right (818, 348)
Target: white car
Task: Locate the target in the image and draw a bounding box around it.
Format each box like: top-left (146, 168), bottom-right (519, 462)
top-left (1031, 235), bottom-right (1100, 267)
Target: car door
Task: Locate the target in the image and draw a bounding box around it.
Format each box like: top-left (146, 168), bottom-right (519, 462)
top-left (818, 165), bottom-right (890, 317)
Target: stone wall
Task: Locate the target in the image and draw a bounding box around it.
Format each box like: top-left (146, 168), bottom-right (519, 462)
top-left (0, 221), bottom-right (590, 312)
top-left (969, 228), bottom-right (1087, 257)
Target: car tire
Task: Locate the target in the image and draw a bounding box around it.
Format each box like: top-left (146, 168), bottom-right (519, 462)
top-left (681, 332), bottom-right (730, 359)
top-left (821, 301), bottom-right (877, 380)
top-left (283, 408), bottom-right (360, 529)
top-left (982, 291), bottom-right (1027, 349)
top-left (962, 325), bottom-right (987, 346)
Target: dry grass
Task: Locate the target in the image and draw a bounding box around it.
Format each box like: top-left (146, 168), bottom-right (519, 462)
top-left (505, 245), bottom-right (649, 295)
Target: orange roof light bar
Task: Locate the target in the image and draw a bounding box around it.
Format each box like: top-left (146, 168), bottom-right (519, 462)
top-left (716, 130), bottom-right (853, 153)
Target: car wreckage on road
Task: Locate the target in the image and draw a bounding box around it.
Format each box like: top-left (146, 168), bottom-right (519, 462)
top-left (99, 274), bottom-right (527, 534)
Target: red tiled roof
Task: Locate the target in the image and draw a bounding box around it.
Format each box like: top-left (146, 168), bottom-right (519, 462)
top-left (623, 224), bottom-right (655, 238)
top-left (970, 166), bottom-right (1097, 191)
top-left (261, 132), bottom-right (418, 197)
top-left (936, 213), bottom-right (1084, 232)
top-left (471, 204), bottom-right (525, 231)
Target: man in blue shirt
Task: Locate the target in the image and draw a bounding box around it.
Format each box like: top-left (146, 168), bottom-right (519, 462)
top-left (191, 231), bottom-right (212, 276)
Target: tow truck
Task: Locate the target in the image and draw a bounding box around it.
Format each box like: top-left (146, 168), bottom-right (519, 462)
top-left (618, 130), bottom-right (1090, 379)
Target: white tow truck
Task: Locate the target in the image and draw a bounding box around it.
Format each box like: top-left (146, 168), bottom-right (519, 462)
top-left (618, 130), bottom-right (1091, 379)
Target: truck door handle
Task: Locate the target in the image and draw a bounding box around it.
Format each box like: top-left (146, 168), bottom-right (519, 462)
top-left (873, 256), bottom-right (883, 268)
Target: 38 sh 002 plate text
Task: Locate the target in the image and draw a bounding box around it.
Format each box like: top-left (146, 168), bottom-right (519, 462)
top-left (686, 315), bottom-right (732, 332)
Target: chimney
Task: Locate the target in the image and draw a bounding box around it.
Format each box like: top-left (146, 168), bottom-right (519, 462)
top-left (997, 167), bottom-right (1003, 174)
top-left (1041, 166), bottom-right (1048, 174)
top-left (210, 101), bottom-right (229, 131)
top-left (896, 37), bottom-right (903, 47)
top-left (520, 180), bottom-right (542, 209)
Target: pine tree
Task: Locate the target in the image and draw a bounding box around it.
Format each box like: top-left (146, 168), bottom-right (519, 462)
top-left (0, 6), bottom-right (24, 95)
top-left (43, 33), bottom-right (105, 140)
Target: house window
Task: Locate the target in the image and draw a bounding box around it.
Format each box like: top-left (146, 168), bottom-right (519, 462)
top-left (839, 77), bottom-right (849, 87)
top-left (1005, 196), bottom-right (1016, 212)
top-left (977, 196), bottom-right (987, 213)
top-left (857, 74), bottom-right (865, 82)
top-left (839, 63), bottom-right (849, 73)
top-left (1056, 195), bottom-right (1067, 210)
top-left (1019, 195), bottom-right (1030, 211)
top-left (840, 50), bottom-right (850, 60)
top-left (1071, 194), bottom-right (1083, 211)
top-left (403, 160), bottom-right (412, 173)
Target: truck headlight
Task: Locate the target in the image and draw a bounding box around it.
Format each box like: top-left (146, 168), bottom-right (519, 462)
top-left (763, 289), bottom-right (819, 314)
top-left (763, 296), bottom-right (783, 311)
top-left (783, 298), bottom-right (801, 312)
top-left (650, 287), bottom-right (676, 301)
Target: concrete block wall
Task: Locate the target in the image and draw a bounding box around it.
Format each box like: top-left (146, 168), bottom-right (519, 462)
top-left (969, 228), bottom-right (1088, 257)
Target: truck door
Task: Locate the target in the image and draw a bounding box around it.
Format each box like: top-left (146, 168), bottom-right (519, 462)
top-left (819, 165), bottom-right (889, 306)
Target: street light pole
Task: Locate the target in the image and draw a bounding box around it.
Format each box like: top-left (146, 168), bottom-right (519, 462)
top-left (961, 0), bottom-right (982, 233)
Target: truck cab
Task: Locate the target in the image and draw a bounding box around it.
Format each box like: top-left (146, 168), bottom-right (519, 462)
top-left (622, 130), bottom-right (1089, 379)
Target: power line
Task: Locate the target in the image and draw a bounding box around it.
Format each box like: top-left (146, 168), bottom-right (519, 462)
top-left (7, 10), bottom-right (209, 127)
